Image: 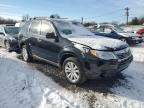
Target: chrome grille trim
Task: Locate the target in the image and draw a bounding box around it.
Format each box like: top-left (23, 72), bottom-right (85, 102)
top-left (114, 47), bottom-right (131, 61)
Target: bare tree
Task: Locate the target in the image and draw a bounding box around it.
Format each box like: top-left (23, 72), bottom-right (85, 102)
top-left (50, 14), bottom-right (60, 19)
top-left (22, 14), bottom-right (30, 22)
top-left (0, 16), bottom-right (17, 24)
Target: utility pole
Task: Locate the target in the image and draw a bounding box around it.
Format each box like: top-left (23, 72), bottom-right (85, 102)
top-left (81, 17), bottom-right (84, 24)
top-left (125, 7), bottom-right (129, 25)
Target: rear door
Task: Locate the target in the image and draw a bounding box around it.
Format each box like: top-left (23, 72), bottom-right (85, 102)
top-left (34, 20), bottom-right (61, 64)
top-left (28, 20), bottom-right (42, 56)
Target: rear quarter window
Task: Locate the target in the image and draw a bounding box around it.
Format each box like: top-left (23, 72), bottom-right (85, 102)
top-left (29, 20), bottom-right (41, 35)
top-left (40, 20), bottom-right (55, 36)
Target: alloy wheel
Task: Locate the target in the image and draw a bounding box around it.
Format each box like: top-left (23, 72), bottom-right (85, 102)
top-left (5, 42), bottom-right (10, 51)
top-left (22, 47), bottom-right (28, 61)
top-left (64, 62), bottom-right (80, 83)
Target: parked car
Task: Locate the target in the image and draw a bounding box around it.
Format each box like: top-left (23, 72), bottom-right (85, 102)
top-left (0, 25), bottom-right (20, 52)
top-left (18, 18), bottom-right (133, 85)
top-left (136, 28), bottom-right (144, 36)
top-left (92, 24), bottom-right (143, 45)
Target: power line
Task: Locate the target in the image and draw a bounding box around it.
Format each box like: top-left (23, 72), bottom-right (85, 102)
top-left (84, 8), bottom-right (123, 19)
top-left (79, 6), bottom-right (144, 23)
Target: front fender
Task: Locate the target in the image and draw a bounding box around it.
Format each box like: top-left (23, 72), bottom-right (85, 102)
top-left (58, 46), bottom-right (86, 68)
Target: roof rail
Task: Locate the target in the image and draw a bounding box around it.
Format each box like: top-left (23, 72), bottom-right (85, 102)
top-left (30, 16), bottom-right (69, 20)
top-left (32, 16), bottom-right (50, 20)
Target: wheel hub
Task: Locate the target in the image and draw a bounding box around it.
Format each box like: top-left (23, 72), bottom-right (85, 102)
top-left (23, 48), bottom-right (28, 61)
top-left (65, 62), bottom-right (80, 83)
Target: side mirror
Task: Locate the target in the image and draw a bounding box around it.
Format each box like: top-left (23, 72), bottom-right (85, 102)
top-left (46, 32), bottom-right (56, 39)
top-left (0, 32), bottom-right (5, 36)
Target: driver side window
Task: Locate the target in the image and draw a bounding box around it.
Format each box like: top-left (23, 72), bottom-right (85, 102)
top-left (41, 20), bottom-right (55, 36)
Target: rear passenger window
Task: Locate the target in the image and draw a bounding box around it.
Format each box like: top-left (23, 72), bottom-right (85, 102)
top-left (41, 20), bottom-right (55, 36)
top-left (29, 20), bottom-right (41, 34)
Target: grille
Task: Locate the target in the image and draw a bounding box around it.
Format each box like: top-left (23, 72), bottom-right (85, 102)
top-left (114, 48), bottom-right (131, 60)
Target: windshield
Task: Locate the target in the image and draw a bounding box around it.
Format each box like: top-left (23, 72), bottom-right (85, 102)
top-left (53, 20), bottom-right (94, 37)
top-left (113, 26), bottom-right (125, 33)
top-left (4, 27), bottom-right (20, 34)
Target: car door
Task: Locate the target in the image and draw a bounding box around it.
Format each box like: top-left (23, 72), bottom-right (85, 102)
top-left (35, 20), bottom-right (61, 64)
top-left (28, 20), bottom-right (42, 57)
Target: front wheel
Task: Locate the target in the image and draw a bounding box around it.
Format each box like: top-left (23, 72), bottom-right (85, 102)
top-left (22, 45), bottom-right (32, 62)
top-left (63, 57), bottom-right (87, 85)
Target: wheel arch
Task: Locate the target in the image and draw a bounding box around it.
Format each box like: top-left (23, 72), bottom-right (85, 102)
top-left (4, 39), bottom-right (9, 45)
top-left (59, 52), bottom-right (78, 69)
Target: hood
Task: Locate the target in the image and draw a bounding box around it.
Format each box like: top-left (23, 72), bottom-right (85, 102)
top-left (67, 36), bottom-right (128, 51)
top-left (117, 32), bottom-right (138, 37)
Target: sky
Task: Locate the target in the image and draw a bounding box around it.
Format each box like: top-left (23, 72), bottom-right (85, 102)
top-left (0, 0), bottom-right (144, 23)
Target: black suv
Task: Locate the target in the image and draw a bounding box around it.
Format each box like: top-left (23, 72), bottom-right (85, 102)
top-left (18, 17), bottom-right (133, 85)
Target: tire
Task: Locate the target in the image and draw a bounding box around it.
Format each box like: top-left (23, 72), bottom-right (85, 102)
top-left (22, 45), bottom-right (32, 62)
top-left (62, 57), bottom-right (87, 85)
top-left (5, 41), bottom-right (11, 52)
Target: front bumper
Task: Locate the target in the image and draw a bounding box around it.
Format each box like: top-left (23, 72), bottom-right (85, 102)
top-left (83, 55), bottom-right (133, 79)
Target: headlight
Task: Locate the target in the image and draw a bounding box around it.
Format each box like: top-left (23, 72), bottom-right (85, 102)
top-left (74, 43), bottom-right (117, 60)
top-left (74, 44), bottom-right (90, 53)
top-left (95, 51), bottom-right (117, 60)
top-left (131, 36), bottom-right (139, 40)
top-left (88, 49), bottom-right (117, 60)
top-left (131, 37), bottom-right (136, 39)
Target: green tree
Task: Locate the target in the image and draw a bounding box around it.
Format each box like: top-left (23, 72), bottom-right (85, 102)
top-left (130, 17), bottom-right (140, 25)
